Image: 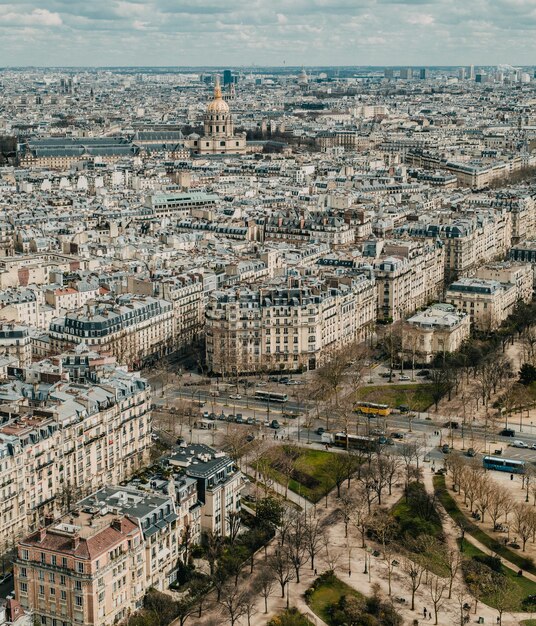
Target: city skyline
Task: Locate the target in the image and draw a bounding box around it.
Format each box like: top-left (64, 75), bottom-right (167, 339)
top-left (0, 0), bottom-right (535, 67)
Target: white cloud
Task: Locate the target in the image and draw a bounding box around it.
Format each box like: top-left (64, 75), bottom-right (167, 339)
top-left (0, 7), bottom-right (62, 26)
top-left (406, 13), bottom-right (435, 25)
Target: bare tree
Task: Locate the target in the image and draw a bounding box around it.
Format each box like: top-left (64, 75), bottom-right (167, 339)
top-left (303, 516), bottom-right (324, 571)
top-left (351, 489), bottom-right (372, 548)
top-left (428, 575), bottom-right (448, 625)
top-left (338, 489), bottom-right (354, 538)
top-left (287, 516), bottom-right (309, 583)
top-left (513, 504), bottom-right (536, 551)
top-left (440, 546), bottom-right (462, 599)
top-left (268, 542), bottom-right (295, 598)
top-left (218, 582), bottom-right (248, 626)
top-left (402, 554), bottom-right (426, 611)
top-left (255, 566), bottom-right (276, 614)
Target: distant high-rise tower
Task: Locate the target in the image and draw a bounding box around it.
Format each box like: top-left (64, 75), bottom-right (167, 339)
top-left (223, 69), bottom-right (233, 86)
top-left (384, 68), bottom-right (394, 79)
top-left (458, 67), bottom-right (466, 80)
top-left (469, 64), bottom-right (475, 80)
top-left (420, 68), bottom-right (429, 80)
top-left (400, 67), bottom-right (412, 80)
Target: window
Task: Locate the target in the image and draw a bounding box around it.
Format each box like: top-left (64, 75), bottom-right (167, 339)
top-left (61, 590), bottom-right (67, 601)
top-left (51, 555), bottom-right (57, 566)
top-left (77, 562), bottom-right (84, 574)
top-left (20, 582), bottom-right (28, 593)
top-left (21, 549), bottom-right (29, 560)
top-left (50, 587), bottom-right (56, 596)
top-left (60, 575), bottom-right (66, 586)
top-left (75, 581), bottom-right (82, 591)
top-left (39, 585), bottom-right (45, 596)
top-left (75, 596), bottom-right (83, 607)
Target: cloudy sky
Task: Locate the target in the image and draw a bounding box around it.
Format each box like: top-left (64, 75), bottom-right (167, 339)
top-left (0, 0), bottom-right (534, 67)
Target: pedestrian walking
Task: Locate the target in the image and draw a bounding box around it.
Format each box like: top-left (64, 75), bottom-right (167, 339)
top-left (423, 608), bottom-right (427, 618)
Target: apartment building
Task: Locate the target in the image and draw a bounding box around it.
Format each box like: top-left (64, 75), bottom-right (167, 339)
top-left (474, 262), bottom-right (533, 304)
top-left (168, 443), bottom-right (242, 537)
top-left (205, 273), bottom-right (377, 374)
top-left (402, 304), bottom-right (470, 363)
top-left (369, 239), bottom-right (445, 320)
top-left (445, 278), bottom-right (519, 331)
top-left (77, 486), bottom-right (183, 590)
top-left (49, 296), bottom-right (174, 368)
top-left (157, 274), bottom-right (205, 351)
top-left (396, 212), bottom-right (512, 281)
top-left (14, 513), bottom-right (144, 626)
top-left (0, 323), bottom-right (32, 367)
top-left (0, 350), bottom-right (152, 553)
top-left (0, 288), bottom-right (55, 330)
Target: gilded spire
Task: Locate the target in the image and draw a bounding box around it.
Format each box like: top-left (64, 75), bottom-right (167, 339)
top-left (214, 74), bottom-right (222, 99)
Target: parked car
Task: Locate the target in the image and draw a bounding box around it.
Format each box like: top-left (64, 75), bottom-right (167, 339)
top-left (513, 440), bottom-right (528, 448)
top-left (235, 416), bottom-right (244, 424)
top-left (399, 375), bottom-right (410, 381)
top-left (371, 428), bottom-right (385, 436)
top-left (246, 434), bottom-right (255, 442)
top-left (390, 432), bottom-right (404, 439)
top-left (441, 444), bottom-right (450, 454)
top-left (397, 405), bottom-right (410, 414)
top-left (316, 427), bottom-right (325, 435)
top-left (416, 370), bottom-right (430, 377)
top-left (229, 394), bottom-right (242, 400)
top-left (466, 448), bottom-right (476, 457)
top-left (246, 417), bottom-right (255, 425)
top-left (270, 420), bottom-right (281, 430)
top-left (500, 428), bottom-right (515, 437)
top-left (203, 411), bottom-right (210, 419)
top-left (444, 421), bottom-right (459, 430)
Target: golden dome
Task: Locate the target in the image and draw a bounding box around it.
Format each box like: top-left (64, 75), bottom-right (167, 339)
top-left (207, 75), bottom-right (229, 114)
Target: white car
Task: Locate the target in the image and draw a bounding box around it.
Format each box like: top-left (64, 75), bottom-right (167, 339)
top-left (513, 440), bottom-right (528, 448)
top-left (229, 394), bottom-right (242, 400)
top-left (399, 375), bottom-right (410, 381)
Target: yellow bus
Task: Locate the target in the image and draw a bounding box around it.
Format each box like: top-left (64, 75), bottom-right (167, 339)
top-left (355, 401), bottom-right (391, 417)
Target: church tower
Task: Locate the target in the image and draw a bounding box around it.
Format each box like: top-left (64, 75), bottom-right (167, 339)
top-left (193, 74), bottom-right (246, 155)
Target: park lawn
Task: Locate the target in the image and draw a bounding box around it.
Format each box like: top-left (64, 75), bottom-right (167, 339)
top-left (355, 383), bottom-right (434, 411)
top-left (434, 474), bottom-right (536, 574)
top-left (521, 621), bottom-right (536, 625)
top-left (391, 485), bottom-right (448, 576)
top-left (458, 539), bottom-right (536, 611)
top-left (268, 608), bottom-right (315, 626)
top-left (308, 575), bottom-right (364, 624)
top-left (267, 445), bottom-right (339, 503)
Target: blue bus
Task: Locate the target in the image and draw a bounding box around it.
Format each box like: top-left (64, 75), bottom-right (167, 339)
top-left (483, 456), bottom-right (525, 474)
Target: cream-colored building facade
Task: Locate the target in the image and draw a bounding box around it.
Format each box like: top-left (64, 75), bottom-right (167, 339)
top-left (402, 303), bottom-right (470, 363)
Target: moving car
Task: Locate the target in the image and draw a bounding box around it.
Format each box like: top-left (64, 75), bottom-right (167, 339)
top-left (270, 420), bottom-right (281, 430)
top-left (229, 394), bottom-right (242, 400)
top-left (513, 440), bottom-right (528, 448)
top-left (500, 428), bottom-right (515, 437)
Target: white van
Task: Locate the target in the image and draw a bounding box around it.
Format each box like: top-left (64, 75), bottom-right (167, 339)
top-left (513, 440), bottom-right (528, 448)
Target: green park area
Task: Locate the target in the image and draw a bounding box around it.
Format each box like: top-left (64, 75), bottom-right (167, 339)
top-left (267, 445), bottom-right (338, 502)
top-left (306, 571), bottom-right (401, 625)
top-left (356, 383), bottom-right (435, 412)
top-left (306, 573), bottom-right (364, 624)
top-left (458, 540), bottom-right (536, 612)
top-left (267, 608), bottom-right (315, 626)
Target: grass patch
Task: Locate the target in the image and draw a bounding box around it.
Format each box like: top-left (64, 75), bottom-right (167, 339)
top-left (459, 539), bottom-right (536, 611)
top-left (521, 621), bottom-right (536, 625)
top-left (306, 573), bottom-right (364, 624)
top-left (356, 383), bottom-right (434, 411)
top-left (267, 445), bottom-right (340, 503)
top-left (434, 474), bottom-right (536, 574)
top-left (267, 608), bottom-right (315, 626)
top-left (391, 481), bottom-right (448, 575)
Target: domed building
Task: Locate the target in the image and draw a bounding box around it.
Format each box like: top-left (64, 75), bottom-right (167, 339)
top-left (191, 75), bottom-right (246, 155)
